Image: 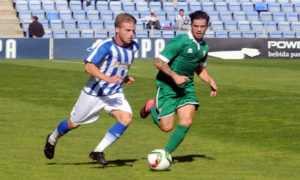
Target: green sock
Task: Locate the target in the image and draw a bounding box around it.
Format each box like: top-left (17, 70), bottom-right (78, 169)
top-left (150, 107), bottom-right (160, 127)
top-left (165, 125), bottom-right (189, 154)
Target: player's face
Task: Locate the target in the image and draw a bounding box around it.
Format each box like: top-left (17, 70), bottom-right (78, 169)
top-left (191, 19), bottom-right (209, 42)
top-left (179, 11), bottom-right (184, 16)
top-left (116, 22), bottom-right (135, 46)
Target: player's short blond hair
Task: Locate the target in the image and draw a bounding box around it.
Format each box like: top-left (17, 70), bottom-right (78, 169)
top-left (115, 13), bottom-right (137, 28)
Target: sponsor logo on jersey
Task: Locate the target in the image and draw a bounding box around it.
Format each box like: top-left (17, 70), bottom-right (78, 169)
top-left (188, 48), bottom-right (193, 54)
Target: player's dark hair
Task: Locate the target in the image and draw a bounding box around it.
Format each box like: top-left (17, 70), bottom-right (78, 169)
top-left (179, 9), bottom-right (184, 12)
top-left (32, 16), bottom-right (38, 21)
top-left (189, 11), bottom-right (210, 25)
top-left (115, 13), bottom-right (137, 28)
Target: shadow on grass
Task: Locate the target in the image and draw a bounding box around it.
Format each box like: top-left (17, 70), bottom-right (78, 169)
top-left (46, 158), bottom-right (137, 168)
top-left (173, 154), bottom-right (215, 163)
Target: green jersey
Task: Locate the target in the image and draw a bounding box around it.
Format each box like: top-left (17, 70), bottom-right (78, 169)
top-left (156, 31), bottom-right (209, 90)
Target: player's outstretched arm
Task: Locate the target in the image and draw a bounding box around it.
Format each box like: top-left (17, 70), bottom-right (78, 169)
top-left (85, 62), bottom-right (122, 83)
top-left (154, 58), bottom-right (189, 85)
top-left (196, 65), bottom-right (217, 97)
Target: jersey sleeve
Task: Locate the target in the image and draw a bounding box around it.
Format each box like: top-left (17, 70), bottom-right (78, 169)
top-left (85, 43), bottom-right (109, 65)
top-left (157, 36), bottom-right (183, 63)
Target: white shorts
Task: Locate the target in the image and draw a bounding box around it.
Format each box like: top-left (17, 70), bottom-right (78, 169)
top-left (70, 90), bottom-right (132, 125)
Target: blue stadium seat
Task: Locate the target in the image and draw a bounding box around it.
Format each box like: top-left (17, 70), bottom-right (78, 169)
top-left (101, 11), bottom-right (113, 20)
top-left (73, 10), bottom-right (86, 20)
top-left (225, 21), bottom-right (237, 30)
top-left (78, 20), bottom-right (90, 29)
top-left (50, 19), bottom-right (62, 29)
top-left (104, 20), bottom-right (115, 29)
top-left (273, 12), bottom-right (286, 22)
top-left (32, 10), bottom-right (45, 20)
top-left (162, 31), bottom-right (175, 38)
top-left (265, 21), bottom-right (277, 31)
top-left (278, 0), bottom-right (290, 3)
top-left (241, 2), bottom-right (254, 12)
top-left (295, 3), bottom-right (300, 12)
top-left (156, 11), bottom-right (166, 21)
top-left (46, 10), bottom-right (59, 20)
top-left (201, 2), bottom-right (214, 12)
top-left (268, 2), bottom-right (280, 12)
top-left (228, 2), bottom-right (241, 11)
top-left (255, 2), bottom-right (268, 11)
top-left (21, 19), bottom-right (31, 30)
top-left (16, 1), bottom-right (28, 11)
top-left (56, 1), bottom-right (68, 10)
top-left (63, 20), bottom-right (76, 29)
top-left (125, 11), bottom-right (139, 19)
top-left (251, 21), bottom-right (263, 31)
top-left (242, 31), bottom-right (256, 38)
top-left (136, 2), bottom-right (149, 11)
top-left (135, 30), bottom-right (148, 38)
top-left (269, 32), bottom-right (282, 38)
top-left (256, 32), bottom-right (268, 38)
top-left (163, 2), bottom-right (175, 11)
top-left (140, 11), bottom-right (150, 19)
top-left (39, 19), bottom-right (49, 29)
top-left (109, 31), bottom-right (116, 37)
top-left (67, 30), bottom-right (80, 38)
top-left (70, 1), bottom-right (82, 10)
top-left (96, 1), bottom-right (109, 11)
top-left (281, 3), bottom-right (294, 12)
top-left (59, 10), bottom-right (72, 20)
top-left (91, 20), bottom-right (104, 29)
top-left (109, 1), bottom-right (122, 11)
top-left (113, 11), bottom-right (125, 19)
top-left (211, 21), bottom-right (224, 31)
top-left (286, 12), bottom-right (299, 22)
top-left (167, 11), bottom-right (177, 21)
top-left (215, 2), bottom-right (228, 11)
top-left (229, 32), bottom-right (242, 38)
top-left (189, 2), bottom-right (201, 12)
top-left (283, 32), bottom-right (295, 38)
top-left (220, 11), bottom-right (232, 21)
top-left (260, 12), bottom-right (273, 21)
top-left (82, 1), bottom-right (95, 11)
top-left (207, 11), bottom-right (219, 21)
top-left (81, 30), bottom-right (94, 38)
top-left (123, 2), bottom-right (135, 11)
top-left (149, 2), bottom-right (162, 11)
top-left (291, 22), bottom-right (300, 31)
top-left (42, 1), bottom-right (55, 10)
top-left (136, 21), bottom-right (144, 30)
top-left (215, 31), bottom-right (228, 38)
top-left (18, 10), bottom-right (32, 20)
top-left (234, 11), bottom-right (246, 21)
top-left (278, 22), bottom-right (290, 31)
top-left (160, 20), bottom-right (172, 29)
top-left (29, 1), bottom-right (41, 10)
top-left (177, 2), bottom-right (188, 11)
top-left (204, 31), bottom-right (215, 38)
top-left (95, 30), bottom-right (108, 38)
top-left (43, 29), bottom-right (52, 38)
top-left (238, 21), bottom-right (251, 31)
top-left (53, 30), bottom-right (66, 38)
top-left (87, 10), bottom-right (99, 20)
top-left (149, 31), bottom-right (162, 38)
top-left (246, 11), bottom-right (259, 21)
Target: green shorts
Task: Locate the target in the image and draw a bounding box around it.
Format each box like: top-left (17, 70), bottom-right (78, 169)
top-left (155, 86), bottom-right (199, 119)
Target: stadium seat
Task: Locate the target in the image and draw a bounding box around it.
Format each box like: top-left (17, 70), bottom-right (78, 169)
top-left (241, 2), bottom-right (254, 11)
top-left (251, 21), bottom-right (263, 31)
top-left (273, 12), bottom-right (286, 22)
top-left (269, 32), bottom-right (282, 38)
top-left (53, 30), bottom-right (66, 38)
top-left (109, 31), bottom-right (116, 37)
top-left (201, 2), bottom-right (214, 12)
top-left (260, 12), bottom-right (273, 21)
top-left (286, 12), bottom-right (299, 22)
top-left (160, 20), bottom-right (172, 29)
top-left (32, 10), bottom-right (45, 20)
top-left (264, 21), bottom-right (277, 31)
top-left (136, 21), bottom-right (144, 30)
top-left (136, 2), bottom-right (149, 11)
top-left (50, 19), bottom-right (62, 29)
top-left (87, 11), bottom-right (99, 20)
top-left (177, 2), bottom-right (189, 11)
top-left (163, 2), bottom-right (175, 11)
top-left (123, 2), bottom-right (135, 11)
top-left (95, 31), bottom-right (108, 38)
top-left (277, 0), bottom-right (290, 3)
top-left (140, 11), bottom-right (150, 19)
top-left (113, 11), bottom-right (125, 19)
top-left (234, 11), bottom-right (246, 21)
top-left (78, 20), bottom-right (90, 29)
top-left (21, 19), bottom-right (31, 30)
top-left (56, 1), bottom-right (68, 10)
top-left (224, 21), bottom-right (237, 30)
top-left (149, 2), bottom-right (162, 11)
top-left (268, 2), bottom-right (280, 12)
top-left (70, 1), bottom-right (82, 10)
top-left (278, 22), bottom-right (290, 31)
top-left (42, 1), bottom-right (55, 10)
top-left (91, 20), bottom-right (104, 29)
top-left (46, 10), bottom-right (59, 20)
top-left (18, 10), bottom-right (32, 20)
top-left (291, 22), bottom-right (300, 31)
top-left (189, 2), bottom-right (201, 12)
top-left (39, 19), bottom-right (49, 29)
top-left (295, 3), bottom-right (300, 12)
top-left (256, 32), bottom-right (268, 38)
top-left (215, 2), bottom-right (228, 11)
top-left (101, 11), bottom-right (113, 20)
top-left (246, 11), bottom-right (259, 21)
top-left (125, 11), bottom-right (139, 19)
top-left (104, 20), bottom-right (115, 29)
top-left (242, 31), bottom-right (256, 38)
top-left (156, 11), bottom-right (166, 21)
top-left (63, 20), bottom-right (76, 29)
top-left (167, 11), bottom-right (177, 21)
top-left (162, 31), bottom-right (175, 38)
top-left (149, 30), bottom-right (162, 38)
top-left (73, 10), bottom-right (86, 20)
top-left (283, 32), bottom-right (296, 38)
top-left (238, 21), bottom-right (251, 30)
top-left (67, 30), bottom-right (80, 38)
top-left (228, 2), bottom-right (241, 11)
top-left (281, 3), bottom-right (294, 12)
top-left (229, 31), bottom-right (242, 38)
top-left (204, 31), bottom-right (215, 38)
top-left (255, 2), bottom-right (268, 11)
top-left (81, 30), bottom-right (94, 38)
top-left (215, 31), bottom-right (228, 38)
top-left (208, 12), bottom-right (219, 21)
top-left (43, 29), bottom-right (52, 38)
top-left (59, 10), bottom-right (72, 20)
top-left (96, 1), bottom-right (109, 11)
top-left (83, 1), bottom-right (95, 11)
top-left (135, 30), bottom-right (148, 38)
top-left (210, 21), bottom-right (224, 31)
top-left (29, 1), bottom-right (41, 10)
top-left (109, 1), bottom-right (122, 11)
top-left (16, 1), bottom-right (28, 11)
top-left (220, 11), bottom-right (232, 21)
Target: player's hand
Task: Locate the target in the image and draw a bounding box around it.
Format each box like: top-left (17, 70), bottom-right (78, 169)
top-left (172, 74), bottom-right (190, 85)
top-left (106, 75), bottom-right (123, 83)
top-left (124, 76), bottom-right (134, 85)
top-left (209, 80), bottom-right (217, 97)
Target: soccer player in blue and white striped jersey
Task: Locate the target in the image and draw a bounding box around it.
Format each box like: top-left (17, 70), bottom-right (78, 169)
top-left (44, 13), bottom-right (138, 165)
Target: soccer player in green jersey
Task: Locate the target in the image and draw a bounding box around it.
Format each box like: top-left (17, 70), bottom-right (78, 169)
top-left (140, 10), bottom-right (218, 155)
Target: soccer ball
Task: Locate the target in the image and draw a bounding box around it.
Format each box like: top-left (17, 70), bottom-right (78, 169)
top-left (147, 149), bottom-right (172, 170)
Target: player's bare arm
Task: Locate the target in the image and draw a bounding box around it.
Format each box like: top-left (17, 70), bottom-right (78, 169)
top-left (124, 75), bottom-right (134, 85)
top-left (196, 65), bottom-right (217, 97)
top-left (154, 58), bottom-right (189, 85)
top-left (85, 62), bottom-right (123, 83)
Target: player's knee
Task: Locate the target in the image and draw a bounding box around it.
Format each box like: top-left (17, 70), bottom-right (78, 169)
top-left (160, 125), bottom-right (173, 132)
top-left (180, 119), bottom-right (193, 127)
top-left (68, 119), bottom-right (80, 129)
top-left (118, 114), bottom-right (132, 126)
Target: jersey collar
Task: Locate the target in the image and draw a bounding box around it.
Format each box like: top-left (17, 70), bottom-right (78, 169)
top-left (187, 31), bottom-right (203, 50)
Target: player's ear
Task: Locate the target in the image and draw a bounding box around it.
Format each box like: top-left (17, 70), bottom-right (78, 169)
top-left (115, 26), bottom-right (120, 34)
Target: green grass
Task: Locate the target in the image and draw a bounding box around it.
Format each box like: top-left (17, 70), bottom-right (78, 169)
top-left (0, 59), bottom-right (300, 180)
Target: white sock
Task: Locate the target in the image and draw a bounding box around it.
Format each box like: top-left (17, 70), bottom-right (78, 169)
top-left (94, 132), bottom-right (117, 152)
top-left (48, 128), bottom-right (60, 145)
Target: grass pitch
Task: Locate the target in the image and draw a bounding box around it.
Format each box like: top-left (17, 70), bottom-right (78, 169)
top-left (0, 59), bottom-right (300, 180)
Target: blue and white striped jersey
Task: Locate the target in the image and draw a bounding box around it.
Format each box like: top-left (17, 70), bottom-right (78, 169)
top-left (84, 38), bottom-right (139, 96)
